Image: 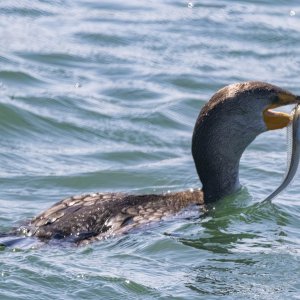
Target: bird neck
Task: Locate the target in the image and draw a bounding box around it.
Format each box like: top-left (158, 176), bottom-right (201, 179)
top-left (192, 107), bottom-right (258, 203)
top-left (197, 153), bottom-right (241, 203)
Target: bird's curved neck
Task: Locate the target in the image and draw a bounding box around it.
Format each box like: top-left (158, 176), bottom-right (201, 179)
top-left (192, 110), bottom-right (257, 203)
top-left (197, 153), bottom-right (241, 203)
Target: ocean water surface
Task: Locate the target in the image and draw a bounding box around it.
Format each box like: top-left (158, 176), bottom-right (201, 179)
top-left (1, 0), bottom-right (300, 299)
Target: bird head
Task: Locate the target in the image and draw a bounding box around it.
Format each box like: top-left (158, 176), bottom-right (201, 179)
top-left (192, 81), bottom-right (300, 203)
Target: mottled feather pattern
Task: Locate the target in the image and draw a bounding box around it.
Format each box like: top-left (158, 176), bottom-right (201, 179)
top-left (18, 190), bottom-right (204, 243)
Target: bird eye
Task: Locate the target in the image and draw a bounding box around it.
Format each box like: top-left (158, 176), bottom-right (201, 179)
top-left (270, 94), bottom-right (279, 104)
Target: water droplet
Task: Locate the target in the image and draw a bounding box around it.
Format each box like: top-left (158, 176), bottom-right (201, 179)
top-left (188, 2), bottom-right (194, 8)
top-left (290, 10), bottom-right (296, 16)
top-left (75, 82), bottom-right (81, 88)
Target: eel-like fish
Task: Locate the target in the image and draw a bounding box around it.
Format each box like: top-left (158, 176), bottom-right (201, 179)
top-left (263, 104), bottom-right (300, 202)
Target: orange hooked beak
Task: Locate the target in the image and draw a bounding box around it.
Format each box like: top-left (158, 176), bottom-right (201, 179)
top-left (263, 93), bottom-right (300, 130)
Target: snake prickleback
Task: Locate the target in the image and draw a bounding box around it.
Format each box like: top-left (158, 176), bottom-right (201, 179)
top-left (263, 104), bottom-right (300, 202)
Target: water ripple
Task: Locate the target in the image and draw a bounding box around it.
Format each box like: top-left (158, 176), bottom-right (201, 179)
top-left (1, 0), bottom-right (300, 299)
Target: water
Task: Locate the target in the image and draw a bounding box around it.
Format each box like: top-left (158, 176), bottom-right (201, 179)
top-left (1, 0), bottom-right (300, 299)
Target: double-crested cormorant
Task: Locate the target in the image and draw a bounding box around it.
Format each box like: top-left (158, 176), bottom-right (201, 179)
top-left (14, 81), bottom-right (300, 244)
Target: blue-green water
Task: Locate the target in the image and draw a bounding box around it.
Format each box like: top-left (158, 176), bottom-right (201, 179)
top-left (1, 0), bottom-right (300, 299)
